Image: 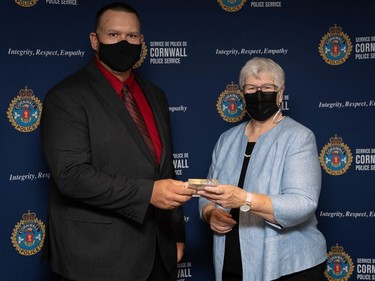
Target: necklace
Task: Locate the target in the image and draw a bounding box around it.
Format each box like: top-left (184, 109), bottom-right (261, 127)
top-left (244, 142), bottom-right (254, 158)
top-left (244, 113), bottom-right (285, 148)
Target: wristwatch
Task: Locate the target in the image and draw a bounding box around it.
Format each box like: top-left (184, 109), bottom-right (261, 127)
top-left (240, 192), bottom-right (252, 212)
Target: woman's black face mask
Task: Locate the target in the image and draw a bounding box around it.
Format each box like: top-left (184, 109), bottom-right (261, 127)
top-left (245, 90), bottom-right (279, 121)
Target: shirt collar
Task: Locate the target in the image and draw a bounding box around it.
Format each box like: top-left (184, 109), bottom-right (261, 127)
top-left (93, 56), bottom-right (135, 97)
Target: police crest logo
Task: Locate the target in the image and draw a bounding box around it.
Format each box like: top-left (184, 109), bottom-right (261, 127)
top-left (319, 135), bottom-right (353, 175)
top-left (319, 25), bottom-right (352, 65)
top-left (216, 82), bottom-right (246, 123)
top-left (324, 244), bottom-right (354, 281)
top-left (133, 42), bottom-right (148, 69)
top-left (7, 86), bottom-right (42, 133)
top-left (15, 0), bottom-right (39, 8)
top-left (217, 0), bottom-right (247, 12)
top-left (11, 210), bottom-right (46, 256)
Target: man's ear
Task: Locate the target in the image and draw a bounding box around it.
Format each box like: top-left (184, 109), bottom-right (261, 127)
top-left (89, 32), bottom-right (99, 52)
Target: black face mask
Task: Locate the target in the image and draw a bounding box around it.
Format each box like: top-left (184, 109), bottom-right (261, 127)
top-left (245, 90), bottom-right (279, 121)
top-left (97, 40), bottom-right (141, 72)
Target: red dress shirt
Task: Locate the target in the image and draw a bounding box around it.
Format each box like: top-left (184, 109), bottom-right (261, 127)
top-left (94, 57), bottom-right (162, 164)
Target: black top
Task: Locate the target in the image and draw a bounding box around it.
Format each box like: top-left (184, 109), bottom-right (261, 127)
top-left (222, 142), bottom-right (255, 280)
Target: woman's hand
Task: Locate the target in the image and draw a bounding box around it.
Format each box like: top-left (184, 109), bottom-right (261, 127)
top-left (202, 204), bottom-right (237, 234)
top-left (198, 184), bottom-right (247, 209)
top-left (199, 185), bottom-right (277, 223)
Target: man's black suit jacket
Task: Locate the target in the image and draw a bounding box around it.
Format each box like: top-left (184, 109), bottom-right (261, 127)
top-left (41, 59), bottom-right (184, 281)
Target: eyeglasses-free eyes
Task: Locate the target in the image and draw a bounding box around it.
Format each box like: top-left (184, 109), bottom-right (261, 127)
top-left (243, 84), bottom-right (278, 94)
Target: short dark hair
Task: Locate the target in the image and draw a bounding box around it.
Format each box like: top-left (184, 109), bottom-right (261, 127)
top-left (95, 2), bottom-right (140, 31)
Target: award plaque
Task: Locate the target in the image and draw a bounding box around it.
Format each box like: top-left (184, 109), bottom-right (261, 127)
top-left (188, 178), bottom-right (219, 190)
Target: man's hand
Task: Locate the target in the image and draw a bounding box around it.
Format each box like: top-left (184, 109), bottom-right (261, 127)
top-left (150, 179), bottom-right (195, 209)
top-left (176, 242), bottom-right (184, 262)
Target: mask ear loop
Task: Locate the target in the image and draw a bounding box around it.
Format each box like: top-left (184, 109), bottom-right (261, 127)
top-left (243, 89), bottom-right (252, 120)
top-left (273, 88), bottom-right (284, 124)
top-left (272, 109), bottom-right (282, 124)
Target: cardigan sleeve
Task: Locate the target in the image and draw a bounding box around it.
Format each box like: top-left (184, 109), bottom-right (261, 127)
top-left (270, 129), bottom-right (322, 228)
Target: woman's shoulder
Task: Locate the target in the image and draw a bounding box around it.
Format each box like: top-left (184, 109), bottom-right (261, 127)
top-left (277, 117), bottom-right (316, 146)
top-left (281, 117), bottom-right (314, 135)
top-left (219, 122), bottom-right (247, 139)
top-left (213, 122), bottom-right (248, 149)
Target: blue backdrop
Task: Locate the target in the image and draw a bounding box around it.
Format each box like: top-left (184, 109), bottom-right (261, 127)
top-left (1, 1), bottom-right (374, 280)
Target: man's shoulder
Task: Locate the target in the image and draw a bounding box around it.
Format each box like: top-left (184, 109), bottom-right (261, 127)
top-left (47, 61), bottom-right (103, 97)
top-left (44, 61), bottom-right (101, 104)
top-left (56, 60), bottom-right (96, 86)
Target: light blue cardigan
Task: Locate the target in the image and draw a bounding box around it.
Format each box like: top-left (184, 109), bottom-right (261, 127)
top-left (199, 117), bottom-right (327, 281)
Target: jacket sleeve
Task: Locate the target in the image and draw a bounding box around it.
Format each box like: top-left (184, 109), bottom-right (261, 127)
top-left (270, 130), bottom-right (322, 228)
top-left (41, 87), bottom-right (153, 224)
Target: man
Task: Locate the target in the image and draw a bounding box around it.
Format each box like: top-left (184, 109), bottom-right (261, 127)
top-left (41, 3), bottom-right (195, 281)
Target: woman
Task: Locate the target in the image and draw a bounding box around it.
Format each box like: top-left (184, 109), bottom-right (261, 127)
top-left (198, 57), bottom-right (327, 281)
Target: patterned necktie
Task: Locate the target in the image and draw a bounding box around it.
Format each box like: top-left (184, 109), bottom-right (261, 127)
top-left (121, 85), bottom-right (158, 164)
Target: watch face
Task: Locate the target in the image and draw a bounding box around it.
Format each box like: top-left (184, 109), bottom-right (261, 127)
top-left (240, 205), bottom-right (250, 212)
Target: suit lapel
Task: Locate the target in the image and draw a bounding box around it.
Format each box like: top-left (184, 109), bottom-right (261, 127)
top-left (86, 62), bottom-right (157, 168)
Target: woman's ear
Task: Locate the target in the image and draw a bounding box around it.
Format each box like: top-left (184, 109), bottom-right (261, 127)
top-left (277, 86), bottom-right (285, 106)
